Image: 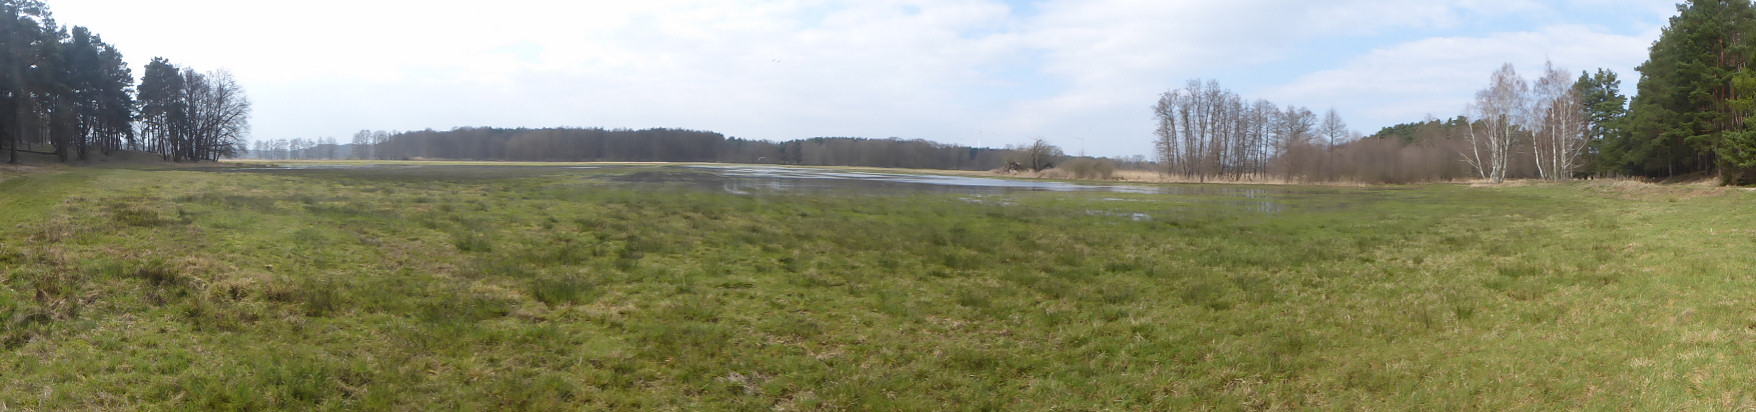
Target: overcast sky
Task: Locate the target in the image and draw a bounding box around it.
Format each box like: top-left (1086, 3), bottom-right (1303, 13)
top-left (48, 0), bottom-right (1674, 157)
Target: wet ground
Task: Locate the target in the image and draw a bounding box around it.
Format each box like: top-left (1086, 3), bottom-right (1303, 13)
top-left (614, 165), bottom-right (1320, 197)
top-left (225, 163), bottom-right (1364, 214)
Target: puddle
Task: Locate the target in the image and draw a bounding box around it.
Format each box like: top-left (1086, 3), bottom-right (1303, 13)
top-left (1085, 210), bottom-right (1154, 221)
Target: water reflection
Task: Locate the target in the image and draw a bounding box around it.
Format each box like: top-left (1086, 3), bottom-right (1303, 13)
top-left (615, 165), bottom-right (1302, 213)
top-left (224, 163), bottom-right (1312, 214)
top-left (642, 165), bottom-right (1310, 197)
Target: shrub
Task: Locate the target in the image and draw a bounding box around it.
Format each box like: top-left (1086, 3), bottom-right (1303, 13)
top-left (1058, 158), bottom-right (1116, 180)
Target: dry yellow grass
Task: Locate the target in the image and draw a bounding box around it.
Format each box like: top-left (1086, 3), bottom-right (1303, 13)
top-left (988, 168), bottom-right (1393, 187)
top-left (0, 163), bottom-right (61, 185)
top-left (1570, 176), bottom-right (1743, 200)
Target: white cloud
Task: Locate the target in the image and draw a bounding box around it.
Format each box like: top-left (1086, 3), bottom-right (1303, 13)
top-left (989, 0), bottom-right (1671, 154)
top-left (1263, 23), bottom-right (1658, 133)
top-left (43, 0), bottom-right (1677, 157)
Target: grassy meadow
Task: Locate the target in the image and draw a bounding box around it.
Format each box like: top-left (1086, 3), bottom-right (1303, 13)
top-left (2, 164), bottom-right (1755, 409)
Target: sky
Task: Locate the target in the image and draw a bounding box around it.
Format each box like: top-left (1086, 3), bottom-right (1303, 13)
top-left (47, 0), bottom-right (1677, 157)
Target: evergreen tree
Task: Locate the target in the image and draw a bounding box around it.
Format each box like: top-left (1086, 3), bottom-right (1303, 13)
top-left (1624, 0), bottom-right (1756, 177)
top-left (0, 1), bottom-right (54, 164)
top-left (64, 26), bottom-right (100, 160)
top-left (66, 26), bottom-right (134, 155)
top-left (1722, 71), bottom-right (1756, 182)
top-left (1576, 69), bottom-right (1629, 175)
top-left (32, 18), bottom-right (72, 162)
top-left (137, 57), bottom-right (182, 159)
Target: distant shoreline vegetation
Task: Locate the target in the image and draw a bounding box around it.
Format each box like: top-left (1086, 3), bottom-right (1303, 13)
top-left (247, 127), bottom-right (1133, 173)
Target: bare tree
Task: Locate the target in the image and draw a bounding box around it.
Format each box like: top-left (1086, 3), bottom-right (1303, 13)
top-left (1320, 108), bottom-right (1348, 151)
top-left (371, 130), bottom-right (391, 160)
top-left (1024, 138), bottom-right (1062, 172)
top-left (1465, 63), bottom-right (1528, 183)
top-left (1247, 99), bottom-right (1276, 179)
top-left (178, 68), bottom-right (251, 160)
top-left (322, 136), bottom-right (339, 159)
top-left (1533, 60), bottom-right (1587, 180)
top-left (1154, 89), bottom-right (1183, 175)
top-left (351, 129), bottom-right (373, 159)
top-left (1317, 108), bottom-right (1349, 180)
top-left (1154, 79), bottom-right (1260, 182)
top-left (1277, 105), bottom-right (1317, 181)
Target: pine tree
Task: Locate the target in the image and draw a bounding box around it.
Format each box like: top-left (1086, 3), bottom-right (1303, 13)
top-left (137, 57), bottom-right (182, 160)
top-left (1624, 0), bottom-right (1756, 177)
top-left (1576, 69), bottom-right (1629, 175)
top-left (0, 0), bottom-right (49, 164)
top-left (1721, 70), bottom-right (1756, 183)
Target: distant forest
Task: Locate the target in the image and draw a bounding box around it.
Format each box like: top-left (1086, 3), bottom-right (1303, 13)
top-left (250, 128), bottom-right (1059, 172)
top-left (0, 1), bottom-right (251, 164)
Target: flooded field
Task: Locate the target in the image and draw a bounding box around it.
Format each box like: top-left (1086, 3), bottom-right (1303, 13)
top-left (230, 163), bottom-right (1354, 214)
top-left (623, 165), bottom-right (1310, 196)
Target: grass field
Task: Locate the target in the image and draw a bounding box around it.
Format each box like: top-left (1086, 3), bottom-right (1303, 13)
top-left (2, 164), bottom-right (1755, 410)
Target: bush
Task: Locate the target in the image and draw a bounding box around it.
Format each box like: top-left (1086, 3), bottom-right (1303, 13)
top-left (1058, 158), bottom-right (1116, 180)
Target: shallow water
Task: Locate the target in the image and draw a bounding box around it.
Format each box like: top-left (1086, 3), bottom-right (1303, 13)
top-left (620, 165), bottom-right (1314, 198)
top-left (611, 165), bottom-right (1316, 214)
top-left (227, 163), bottom-right (1333, 213)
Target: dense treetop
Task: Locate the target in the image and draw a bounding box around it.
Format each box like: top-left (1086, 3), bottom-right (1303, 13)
top-left (1587, 0), bottom-right (1756, 183)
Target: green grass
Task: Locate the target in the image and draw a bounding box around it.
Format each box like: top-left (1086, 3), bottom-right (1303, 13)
top-left (3, 165), bottom-right (1755, 409)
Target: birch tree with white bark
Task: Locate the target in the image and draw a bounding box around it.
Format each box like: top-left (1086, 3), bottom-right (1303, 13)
top-left (1532, 61), bottom-right (1588, 180)
top-left (1464, 63), bottom-right (1528, 183)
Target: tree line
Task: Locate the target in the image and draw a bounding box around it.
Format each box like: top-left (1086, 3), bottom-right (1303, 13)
top-left (0, 0), bottom-right (250, 164)
top-left (1152, 60), bottom-right (1629, 184)
top-left (1152, 79), bottom-right (1484, 184)
top-left (258, 127), bottom-right (1043, 171)
top-left (1155, 79), bottom-right (1346, 182)
top-left (1591, 0), bottom-right (1756, 183)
